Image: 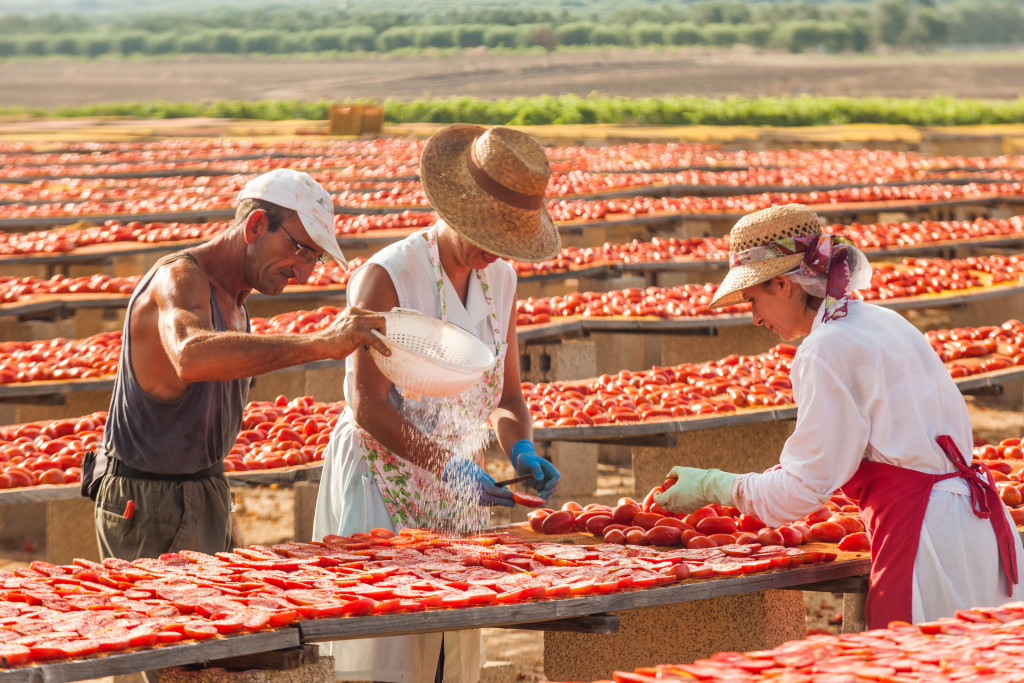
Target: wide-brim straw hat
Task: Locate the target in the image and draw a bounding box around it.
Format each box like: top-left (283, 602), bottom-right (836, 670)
top-left (709, 204), bottom-right (823, 310)
top-left (419, 124), bottom-right (561, 263)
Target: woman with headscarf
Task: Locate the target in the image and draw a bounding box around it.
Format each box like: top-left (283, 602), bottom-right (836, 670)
top-left (654, 203), bottom-right (1024, 629)
top-left (312, 124), bottom-right (561, 683)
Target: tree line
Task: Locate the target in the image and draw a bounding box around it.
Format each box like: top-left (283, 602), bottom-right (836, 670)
top-left (0, 0), bottom-right (1022, 58)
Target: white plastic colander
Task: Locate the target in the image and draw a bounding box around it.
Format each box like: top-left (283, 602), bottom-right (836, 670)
top-left (369, 308), bottom-right (496, 400)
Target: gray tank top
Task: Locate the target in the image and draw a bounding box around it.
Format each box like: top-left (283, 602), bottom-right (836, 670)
top-left (103, 251), bottom-right (251, 475)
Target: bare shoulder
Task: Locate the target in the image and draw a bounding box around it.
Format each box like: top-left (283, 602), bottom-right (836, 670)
top-left (351, 263), bottom-right (399, 312)
top-left (147, 256), bottom-right (212, 313)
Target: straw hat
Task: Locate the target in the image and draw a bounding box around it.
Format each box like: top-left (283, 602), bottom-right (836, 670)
top-left (419, 124), bottom-right (561, 263)
top-left (709, 204), bottom-right (823, 310)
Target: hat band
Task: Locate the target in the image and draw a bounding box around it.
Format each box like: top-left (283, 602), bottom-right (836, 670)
top-left (465, 145), bottom-right (545, 211)
top-left (730, 233), bottom-right (854, 323)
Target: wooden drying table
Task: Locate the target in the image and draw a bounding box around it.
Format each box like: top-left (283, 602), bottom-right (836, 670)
top-left (0, 523), bottom-right (871, 683)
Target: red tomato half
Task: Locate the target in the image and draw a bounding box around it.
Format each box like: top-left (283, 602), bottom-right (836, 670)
top-left (511, 491), bottom-right (546, 508)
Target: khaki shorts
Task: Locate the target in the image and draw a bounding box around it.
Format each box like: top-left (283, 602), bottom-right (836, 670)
top-left (95, 471), bottom-right (233, 560)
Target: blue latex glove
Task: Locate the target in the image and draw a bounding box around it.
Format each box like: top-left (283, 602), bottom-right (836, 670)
top-left (442, 457), bottom-right (514, 507)
top-left (652, 466), bottom-right (737, 514)
top-left (510, 440), bottom-right (560, 502)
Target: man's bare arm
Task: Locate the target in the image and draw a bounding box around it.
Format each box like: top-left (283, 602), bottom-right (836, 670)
top-left (153, 262), bottom-right (388, 384)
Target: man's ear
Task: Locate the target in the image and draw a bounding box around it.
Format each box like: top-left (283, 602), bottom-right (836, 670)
top-left (242, 210), bottom-right (265, 245)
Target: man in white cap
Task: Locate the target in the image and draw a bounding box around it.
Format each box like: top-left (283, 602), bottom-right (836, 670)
top-left (88, 168), bottom-right (389, 561)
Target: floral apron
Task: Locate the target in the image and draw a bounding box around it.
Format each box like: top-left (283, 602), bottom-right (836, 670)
top-left (841, 435), bottom-right (1018, 629)
top-left (357, 228), bottom-right (506, 533)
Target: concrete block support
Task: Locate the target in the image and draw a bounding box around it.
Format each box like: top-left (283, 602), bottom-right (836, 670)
top-left (520, 339), bottom-right (597, 384)
top-left (0, 389), bottom-right (113, 427)
top-left (659, 325), bottom-right (780, 366)
top-left (293, 481), bottom-right (319, 543)
top-left (248, 366), bottom-right (347, 404)
top-left (631, 419), bottom-right (796, 497)
top-left (576, 275), bottom-right (645, 296)
top-left (0, 317), bottom-right (77, 343)
top-left (46, 497), bottom-right (101, 565)
top-left (546, 441), bottom-right (599, 499)
top-left (478, 661), bottom-right (516, 683)
top-left (543, 590), bottom-right (806, 682)
top-left (160, 652), bottom-right (334, 683)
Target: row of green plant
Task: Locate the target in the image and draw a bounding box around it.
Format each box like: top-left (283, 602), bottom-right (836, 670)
top-left (1, 0), bottom-right (1022, 57)
top-left (8, 95), bottom-right (1024, 127)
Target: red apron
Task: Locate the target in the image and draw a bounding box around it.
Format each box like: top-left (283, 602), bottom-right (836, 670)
top-left (840, 435), bottom-right (1017, 629)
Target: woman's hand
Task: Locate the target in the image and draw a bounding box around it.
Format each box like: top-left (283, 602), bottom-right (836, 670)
top-left (510, 440), bottom-right (560, 502)
top-left (653, 467), bottom-right (737, 513)
top-left (442, 458), bottom-right (514, 507)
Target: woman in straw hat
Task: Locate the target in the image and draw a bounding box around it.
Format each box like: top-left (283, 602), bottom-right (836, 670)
top-left (654, 203), bottom-right (1024, 629)
top-left (312, 124), bottom-right (561, 683)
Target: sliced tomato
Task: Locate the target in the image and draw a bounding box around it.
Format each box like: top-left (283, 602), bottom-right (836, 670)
top-left (511, 491), bottom-right (546, 508)
top-left (182, 622), bottom-right (219, 640)
top-left (439, 592), bottom-right (474, 609)
top-left (373, 598), bottom-right (403, 615)
top-left (59, 639), bottom-right (100, 659)
top-left (0, 643), bottom-right (32, 667)
top-left (127, 630), bottom-right (159, 648)
top-left (29, 640), bottom-right (69, 662)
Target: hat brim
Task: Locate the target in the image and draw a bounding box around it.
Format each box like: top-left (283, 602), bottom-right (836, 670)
top-left (297, 210), bottom-right (347, 267)
top-left (419, 124), bottom-right (560, 263)
top-left (709, 253), bottom-right (806, 310)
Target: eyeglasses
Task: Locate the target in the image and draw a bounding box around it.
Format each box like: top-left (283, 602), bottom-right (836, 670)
top-left (262, 211), bottom-right (324, 266)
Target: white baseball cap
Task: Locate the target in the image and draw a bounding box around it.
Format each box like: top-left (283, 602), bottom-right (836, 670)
top-left (238, 168), bottom-right (346, 266)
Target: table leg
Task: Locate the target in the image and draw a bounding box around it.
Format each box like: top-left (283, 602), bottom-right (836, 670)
top-left (543, 590), bottom-right (806, 681)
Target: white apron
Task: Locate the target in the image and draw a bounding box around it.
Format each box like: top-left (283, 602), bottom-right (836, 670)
top-left (313, 227), bottom-right (510, 683)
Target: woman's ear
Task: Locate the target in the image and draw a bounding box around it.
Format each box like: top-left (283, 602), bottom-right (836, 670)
top-left (773, 275), bottom-right (803, 302)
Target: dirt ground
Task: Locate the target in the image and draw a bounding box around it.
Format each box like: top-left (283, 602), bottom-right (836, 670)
top-left (3, 47), bottom-right (1024, 110)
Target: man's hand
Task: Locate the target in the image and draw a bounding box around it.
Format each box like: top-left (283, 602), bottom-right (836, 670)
top-left (321, 307), bottom-right (390, 360)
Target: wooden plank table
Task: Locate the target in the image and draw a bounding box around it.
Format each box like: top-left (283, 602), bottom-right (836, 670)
top-left (296, 549), bottom-right (870, 643)
top-left (0, 629), bottom-right (300, 683)
top-left (0, 528), bottom-right (870, 683)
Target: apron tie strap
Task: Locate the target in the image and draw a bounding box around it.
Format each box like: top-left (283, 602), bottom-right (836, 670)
top-left (936, 435), bottom-right (1019, 595)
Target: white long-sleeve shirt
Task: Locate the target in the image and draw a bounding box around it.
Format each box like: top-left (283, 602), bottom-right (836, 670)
top-left (734, 299), bottom-right (973, 526)
top-left (733, 298), bottom-right (1023, 623)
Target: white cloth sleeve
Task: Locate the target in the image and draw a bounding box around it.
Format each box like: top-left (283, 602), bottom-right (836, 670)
top-left (732, 349), bottom-right (871, 527)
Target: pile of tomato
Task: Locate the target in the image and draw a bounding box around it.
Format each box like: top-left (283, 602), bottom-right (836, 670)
top-left (0, 274), bottom-right (140, 303)
top-left (0, 138), bottom-right (424, 181)
top-left (527, 482), bottom-right (870, 555)
top-left (515, 252), bottom-right (1024, 326)
top-left (0, 332), bottom-right (121, 384)
top-left (548, 182), bottom-right (1024, 224)
top-left (11, 139), bottom-right (1024, 184)
top-left (0, 395), bottom-right (339, 488)
top-left (0, 260), bottom-right (359, 305)
top-left (973, 437), bottom-right (1024, 521)
top-left (3, 318), bottom-right (1023, 433)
